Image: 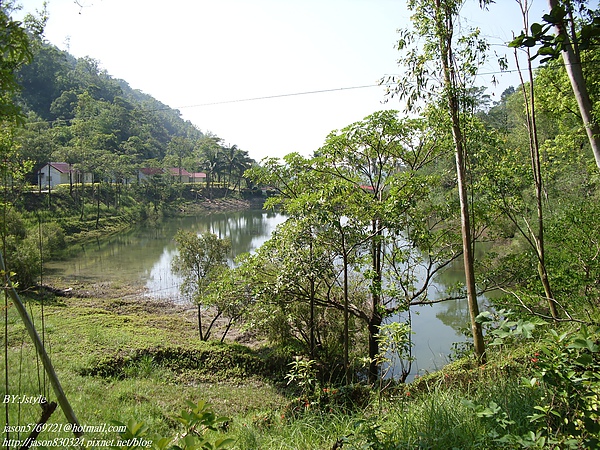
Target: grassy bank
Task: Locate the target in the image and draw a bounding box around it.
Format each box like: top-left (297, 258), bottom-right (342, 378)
top-left (2, 290), bottom-right (286, 446)
top-left (4, 284), bottom-right (598, 449)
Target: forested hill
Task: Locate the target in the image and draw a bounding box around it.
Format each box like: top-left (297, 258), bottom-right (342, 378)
top-left (12, 34), bottom-right (253, 184)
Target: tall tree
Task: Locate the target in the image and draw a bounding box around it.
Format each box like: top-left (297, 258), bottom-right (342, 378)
top-left (166, 136), bottom-right (194, 182)
top-left (197, 134), bottom-right (224, 196)
top-left (0, 5), bottom-right (33, 123)
top-left (547, 0), bottom-right (600, 169)
top-left (247, 113), bottom-right (455, 383)
top-left (1, 2), bottom-right (35, 276)
top-left (386, 0), bottom-right (488, 362)
top-left (315, 110), bottom-right (438, 381)
top-left (514, 0), bottom-right (559, 319)
top-left (511, 0), bottom-right (600, 169)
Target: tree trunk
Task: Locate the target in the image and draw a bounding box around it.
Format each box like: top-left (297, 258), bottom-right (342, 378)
top-left (204, 310), bottom-right (223, 341)
top-left (47, 165), bottom-right (52, 209)
top-left (79, 175), bottom-right (85, 221)
top-left (221, 317), bottom-right (234, 343)
top-left (309, 274), bottom-right (315, 360)
top-left (548, 0), bottom-right (600, 170)
top-left (197, 304), bottom-right (204, 340)
top-left (338, 222), bottom-right (350, 384)
top-left (368, 220), bottom-right (383, 384)
top-left (95, 181), bottom-right (101, 229)
top-left (368, 312), bottom-right (382, 384)
top-left (68, 163), bottom-right (73, 198)
top-left (514, 9), bottom-right (560, 319)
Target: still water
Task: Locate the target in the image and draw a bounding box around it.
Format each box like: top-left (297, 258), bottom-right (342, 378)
top-left (45, 209), bottom-right (472, 379)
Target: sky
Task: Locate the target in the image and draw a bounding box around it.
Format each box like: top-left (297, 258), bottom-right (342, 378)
top-left (19, 0), bottom-right (550, 162)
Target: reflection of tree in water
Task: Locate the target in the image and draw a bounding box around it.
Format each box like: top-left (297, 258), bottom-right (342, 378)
top-left (46, 210), bottom-right (285, 286)
top-left (435, 298), bottom-right (470, 332)
top-left (432, 252), bottom-right (491, 333)
top-left (202, 210), bottom-right (283, 258)
top-left (432, 257), bottom-right (470, 333)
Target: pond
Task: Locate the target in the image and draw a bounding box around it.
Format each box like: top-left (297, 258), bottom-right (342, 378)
top-left (45, 209), bottom-right (476, 380)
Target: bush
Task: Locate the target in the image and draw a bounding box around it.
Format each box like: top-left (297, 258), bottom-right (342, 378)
top-left (4, 234), bottom-right (41, 289)
top-left (473, 315), bottom-right (600, 448)
top-left (0, 207), bottom-right (26, 239)
top-left (81, 344), bottom-right (269, 382)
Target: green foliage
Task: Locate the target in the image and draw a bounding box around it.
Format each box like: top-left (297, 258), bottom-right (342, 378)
top-left (1, 21), bottom-right (257, 208)
top-left (282, 358), bottom-right (373, 420)
top-left (285, 358), bottom-right (317, 396)
top-left (0, 7), bottom-right (33, 122)
top-left (242, 109), bottom-right (466, 383)
top-left (0, 206), bottom-right (26, 239)
top-left (233, 217), bottom-right (351, 362)
top-left (521, 326), bottom-right (600, 448)
top-left (470, 318), bottom-right (600, 448)
top-left (110, 401), bottom-right (234, 450)
top-left (81, 344), bottom-right (271, 383)
top-left (172, 230), bottom-right (231, 303)
top-left (545, 200), bottom-right (600, 310)
top-left (375, 321), bottom-right (413, 384)
top-left (172, 230), bottom-right (231, 340)
top-left (510, 2), bottom-right (600, 63)
top-left (477, 309), bottom-right (547, 346)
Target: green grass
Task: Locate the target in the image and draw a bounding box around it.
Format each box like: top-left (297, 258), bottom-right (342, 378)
top-left (2, 290), bottom-right (597, 449)
top-left (1, 293), bottom-right (286, 447)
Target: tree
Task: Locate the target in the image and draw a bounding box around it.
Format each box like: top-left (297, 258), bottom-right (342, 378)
top-left (239, 217), bottom-right (345, 363)
top-left (222, 144), bottom-right (253, 193)
top-left (202, 262), bottom-right (255, 343)
top-left (1, 3), bottom-right (35, 285)
top-left (512, 0), bottom-right (559, 319)
top-left (315, 110), bottom-right (444, 382)
top-left (385, 0), bottom-right (489, 362)
top-left (0, 5), bottom-right (33, 123)
top-left (172, 230), bottom-right (231, 341)
top-left (166, 136), bottom-right (194, 182)
top-left (246, 112), bottom-right (458, 383)
top-left (197, 134), bottom-right (224, 196)
top-left (510, 0), bottom-right (600, 170)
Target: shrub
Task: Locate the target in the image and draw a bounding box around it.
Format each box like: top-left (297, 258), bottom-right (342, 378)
top-left (472, 315), bottom-right (600, 448)
top-left (81, 344), bottom-right (269, 382)
top-left (3, 234), bottom-right (41, 289)
top-left (0, 207), bottom-right (26, 239)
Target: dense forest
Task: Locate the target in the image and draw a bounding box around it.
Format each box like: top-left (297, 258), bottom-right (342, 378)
top-left (2, 1), bottom-right (600, 449)
top-left (14, 30), bottom-right (255, 184)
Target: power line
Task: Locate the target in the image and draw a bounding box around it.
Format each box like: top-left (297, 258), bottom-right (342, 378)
top-left (173, 84), bottom-right (380, 109)
top-left (169, 61), bottom-right (600, 112)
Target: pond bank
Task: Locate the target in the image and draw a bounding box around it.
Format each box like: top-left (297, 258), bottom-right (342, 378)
top-left (189, 196), bottom-right (266, 212)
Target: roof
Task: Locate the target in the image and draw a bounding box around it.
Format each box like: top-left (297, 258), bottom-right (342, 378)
top-left (38, 162), bottom-right (90, 174)
top-left (167, 167), bottom-right (191, 177)
top-left (39, 162), bottom-right (71, 173)
top-left (190, 172), bottom-right (206, 178)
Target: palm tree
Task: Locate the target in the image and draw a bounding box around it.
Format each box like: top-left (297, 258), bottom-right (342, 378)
top-left (222, 144), bottom-right (253, 194)
top-left (197, 134), bottom-right (223, 198)
top-left (232, 148), bottom-right (253, 193)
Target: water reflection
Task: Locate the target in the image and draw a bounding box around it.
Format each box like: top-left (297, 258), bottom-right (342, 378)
top-left (45, 210), bottom-right (287, 300)
top-left (387, 255), bottom-right (488, 381)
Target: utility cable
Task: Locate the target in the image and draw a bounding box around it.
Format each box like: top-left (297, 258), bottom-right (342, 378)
top-left (174, 84), bottom-right (380, 108)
